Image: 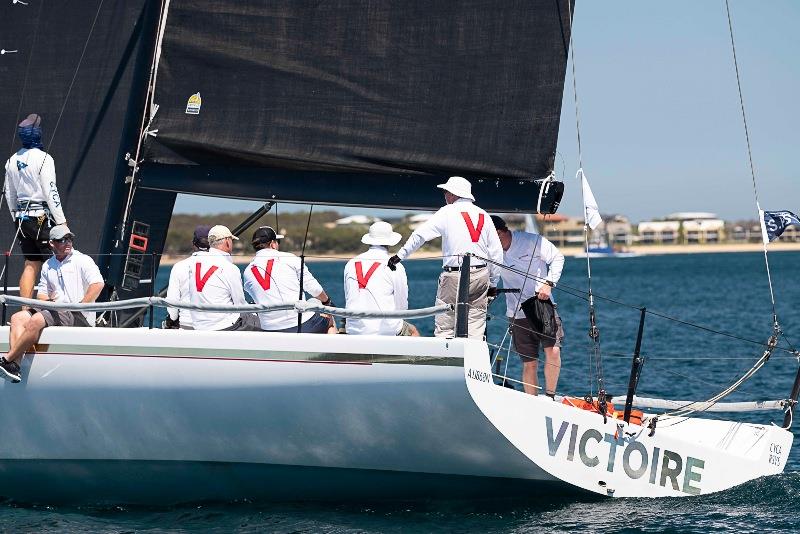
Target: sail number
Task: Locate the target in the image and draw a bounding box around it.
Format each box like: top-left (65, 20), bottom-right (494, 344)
top-left (769, 443), bottom-right (783, 466)
top-left (546, 417), bottom-right (705, 495)
top-left (466, 368), bottom-right (491, 383)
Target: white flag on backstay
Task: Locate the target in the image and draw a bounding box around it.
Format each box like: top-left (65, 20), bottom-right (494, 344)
top-left (578, 168), bottom-right (602, 230)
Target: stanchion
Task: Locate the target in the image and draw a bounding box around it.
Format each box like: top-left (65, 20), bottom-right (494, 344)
top-left (2, 252), bottom-right (9, 325)
top-left (455, 254), bottom-right (470, 338)
top-left (148, 252), bottom-right (155, 329)
top-left (783, 363), bottom-right (800, 428)
top-left (623, 307), bottom-right (647, 423)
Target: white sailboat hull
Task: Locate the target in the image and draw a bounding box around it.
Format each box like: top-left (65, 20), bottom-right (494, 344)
top-left (0, 327), bottom-right (792, 503)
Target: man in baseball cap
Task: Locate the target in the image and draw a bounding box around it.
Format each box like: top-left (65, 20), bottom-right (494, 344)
top-left (1, 225), bottom-right (104, 383)
top-left (164, 224), bottom-right (212, 329)
top-left (243, 226), bottom-right (335, 333)
top-left (187, 224), bottom-right (260, 331)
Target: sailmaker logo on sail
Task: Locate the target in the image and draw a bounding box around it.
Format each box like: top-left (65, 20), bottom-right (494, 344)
top-left (185, 92), bottom-right (202, 115)
top-left (545, 417), bottom-right (705, 495)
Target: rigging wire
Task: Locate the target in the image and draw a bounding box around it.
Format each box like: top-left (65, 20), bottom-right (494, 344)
top-left (7, 0), bottom-right (44, 155)
top-left (566, 0), bottom-right (604, 404)
top-left (1, 0), bottom-right (45, 277)
top-left (297, 205), bottom-right (314, 332)
top-left (724, 0), bottom-right (779, 326)
top-left (42, 0), bottom-right (106, 164)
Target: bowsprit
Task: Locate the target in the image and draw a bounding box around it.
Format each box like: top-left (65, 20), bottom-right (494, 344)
top-left (545, 417), bottom-right (705, 495)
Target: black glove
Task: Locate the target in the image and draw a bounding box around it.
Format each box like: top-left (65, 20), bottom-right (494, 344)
top-left (321, 297), bottom-right (334, 307)
top-left (387, 255), bottom-right (401, 271)
top-left (487, 287), bottom-right (498, 298)
top-left (163, 316), bottom-right (180, 329)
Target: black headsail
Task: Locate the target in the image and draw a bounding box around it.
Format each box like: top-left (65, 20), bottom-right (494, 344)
top-left (0, 0), bottom-right (170, 293)
top-left (139, 0), bottom-right (572, 212)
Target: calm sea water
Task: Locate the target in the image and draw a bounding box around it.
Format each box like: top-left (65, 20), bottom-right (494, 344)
top-left (4, 251), bottom-right (800, 533)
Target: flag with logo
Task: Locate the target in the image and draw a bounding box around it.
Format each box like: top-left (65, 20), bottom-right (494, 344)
top-left (760, 210), bottom-right (800, 243)
top-left (578, 169), bottom-right (602, 230)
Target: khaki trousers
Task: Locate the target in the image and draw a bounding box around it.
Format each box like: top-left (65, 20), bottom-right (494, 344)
top-left (434, 269), bottom-right (489, 340)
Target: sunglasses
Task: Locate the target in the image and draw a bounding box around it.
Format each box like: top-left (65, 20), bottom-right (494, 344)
top-left (51, 237), bottom-right (73, 244)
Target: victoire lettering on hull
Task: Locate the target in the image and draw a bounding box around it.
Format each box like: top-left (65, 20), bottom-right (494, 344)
top-left (545, 417), bottom-right (705, 495)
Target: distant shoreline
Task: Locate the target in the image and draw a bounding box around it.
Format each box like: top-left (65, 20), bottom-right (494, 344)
top-left (158, 243), bottom-right (800, 266)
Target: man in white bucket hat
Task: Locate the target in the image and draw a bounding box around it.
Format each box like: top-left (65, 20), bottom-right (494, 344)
top-left (344, 221), bottom-right (419, 336)
top-left (388, 176), bottom-right (503, 339)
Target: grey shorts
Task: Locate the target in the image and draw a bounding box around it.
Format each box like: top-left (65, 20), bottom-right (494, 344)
top-left (33, 308), bottom-right (90, 328)
top-left (510, 311), bottom-right (564, 362)
top-left (222, 313), bottom-right (262, 331)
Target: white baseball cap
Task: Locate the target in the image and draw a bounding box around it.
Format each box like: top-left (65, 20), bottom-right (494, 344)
top-left (207, 225), bottom-right (239, 244)
top-left (436, 176), bottom-right (475, 201)
top-left (361, 221), bottom-right (402, 246)
top-left (49, 225), bottom-right (74, 240)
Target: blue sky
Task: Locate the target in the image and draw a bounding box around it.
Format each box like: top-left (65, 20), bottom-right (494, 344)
top-left (174, 1), bottom-right (799, 223)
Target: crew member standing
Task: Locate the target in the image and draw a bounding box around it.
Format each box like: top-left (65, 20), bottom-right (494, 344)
top-left (188, 225), bottom-right (260, 331)
top-left (3, 114), bottom-right (68, 300)
top-left (164, 225), bottom-right (210, 330)
top-left (388, 176), bottom-right (503, 339)
top-left (492, 215), bottom-right (565, 397)
top-left (344, 221), bottom-right (419, 336)
top-left (243, 226), bottom-right (335, 334)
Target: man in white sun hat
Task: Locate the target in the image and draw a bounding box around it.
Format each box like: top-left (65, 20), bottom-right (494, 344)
top-left (188, 224), bottom-right (261, 331)
top-left (344, 221), bottom-right (419, 337)
top-left (388, 176), bottom-right (503, 339)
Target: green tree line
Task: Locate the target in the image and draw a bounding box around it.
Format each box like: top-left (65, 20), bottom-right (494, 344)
top-left (165, 211), bottom-right (438, 257)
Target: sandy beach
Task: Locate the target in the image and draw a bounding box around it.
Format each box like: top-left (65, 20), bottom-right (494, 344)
top-left (158, 242), bottom-right (800, 265)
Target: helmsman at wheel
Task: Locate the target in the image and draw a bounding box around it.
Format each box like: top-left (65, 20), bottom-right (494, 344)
top-left (3, 114), bottom-right (68, 300)
top-left (388, 176), bottom-right (503, 339)
top-left (492, 215), bottom-right (565, 397)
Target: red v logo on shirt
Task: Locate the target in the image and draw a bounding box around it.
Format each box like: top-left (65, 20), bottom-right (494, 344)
top-left (195, 263), bottom-right (218, 292)
top-left (461, 212), bottom-right (484, 243)
top-left (250, 259), bottom-right (275, 290)
top-left (355, 261), bottom-right (381, 289)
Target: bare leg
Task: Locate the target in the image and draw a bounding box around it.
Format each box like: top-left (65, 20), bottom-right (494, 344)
top-left (7, 311), bottom-right (46, 363)
top-left (522, 359), bottom-right (539, 395)
top-left (9, 310), bottom-right (29, 349)
top-left (19, 260), bottom-right (42, 300)
top-left (543, 346), bottom-right (561, 396)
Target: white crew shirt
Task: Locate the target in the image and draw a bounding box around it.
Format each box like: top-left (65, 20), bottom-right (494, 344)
top-left (243, 248), bottom-right (325, 331)
top-left (344, 246), bottom-right (408, 336)
top-left (500, 230), bottom-right (565, 319)
top-left (4, 148), bottom-right (66, 224)
top-left (166, 251), bottom-right (205, 327)
top-left (396, 198), bottom-right (504, 286)
top-left (187, 248), bottom-right (246, 330)
top-left (36, 249), bottom-right (104, 325)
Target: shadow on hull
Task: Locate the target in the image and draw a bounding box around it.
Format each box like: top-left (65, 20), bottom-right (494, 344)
top-left (0, 460), bottom-right (592, 506)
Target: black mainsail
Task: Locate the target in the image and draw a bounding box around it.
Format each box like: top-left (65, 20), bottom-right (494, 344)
top-left (139, 0), bottom-right (572, 212)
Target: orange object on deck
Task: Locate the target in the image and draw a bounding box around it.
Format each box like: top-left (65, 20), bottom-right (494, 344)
top-left (562, 396), bottom-right (643, 426)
